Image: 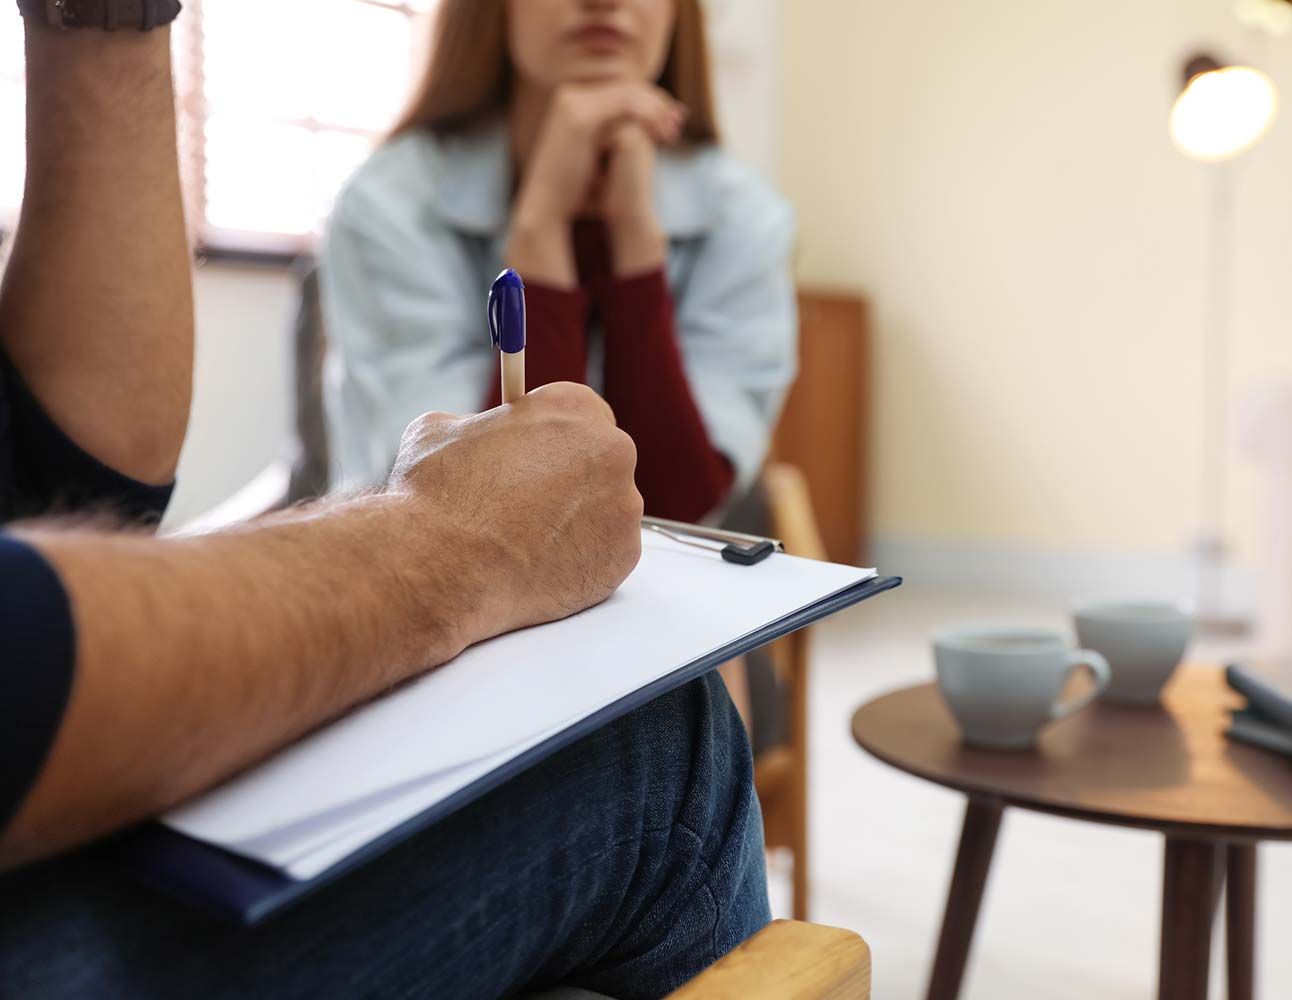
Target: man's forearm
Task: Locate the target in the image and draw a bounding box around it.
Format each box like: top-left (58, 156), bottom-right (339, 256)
top-left (0, 495), bottom-right (481, 869)
top-left (0, 21), bottom-right (193, 484)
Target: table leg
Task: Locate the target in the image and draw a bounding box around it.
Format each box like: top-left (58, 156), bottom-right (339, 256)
top-left (1211, 843), bottom-right (1227, 921)
top-left (1226, 844), bottom-right (1257, 1000)
top-left (925, 798), bottom-right (1003, 1000)
top-left (1159, 836), bottom-right (1222, 1000)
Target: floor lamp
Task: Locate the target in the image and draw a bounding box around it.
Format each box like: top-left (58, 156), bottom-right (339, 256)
top-left (1169, 54), bottom-right (1278, 630)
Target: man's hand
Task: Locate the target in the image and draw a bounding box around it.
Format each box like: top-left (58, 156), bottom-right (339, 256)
top-left (388, 382), bottom-right (643, 645)
top-left (1, 386), bottom-right (642, 869)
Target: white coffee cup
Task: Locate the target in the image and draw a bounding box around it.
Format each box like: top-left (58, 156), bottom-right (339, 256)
top-left (934, 627), bottom-right (1112, 749)
top-left (1073, 601), bottom-right (1193, 706)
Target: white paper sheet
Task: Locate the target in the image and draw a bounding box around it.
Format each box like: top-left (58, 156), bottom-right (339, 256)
top-left (280, 723), bottom-right (573, 878)
top-left (163, 531), bottom-right (876, 879)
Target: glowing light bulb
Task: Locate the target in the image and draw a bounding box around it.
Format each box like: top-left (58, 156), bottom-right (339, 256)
top-left (1170, 66), bottom-right (1279, 162)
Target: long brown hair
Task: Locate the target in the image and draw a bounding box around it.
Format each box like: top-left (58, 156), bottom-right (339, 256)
top-left (392, 0), bottom-right (720, 143)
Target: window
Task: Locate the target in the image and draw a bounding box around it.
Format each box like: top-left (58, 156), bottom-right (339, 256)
top-left (0, 0), bottom-right (436, 257)
top-left (0, 15), bottom-right (25, 216)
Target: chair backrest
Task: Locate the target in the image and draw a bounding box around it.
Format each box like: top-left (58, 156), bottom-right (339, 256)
top-left (286, 264), bottom-right (331, 504)
top-left (771, 291), bottom-right (869, 564)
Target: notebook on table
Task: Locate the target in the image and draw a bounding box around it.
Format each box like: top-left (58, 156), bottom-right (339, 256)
top-left (1225, 664), bottom-right (1292, 758)
top-left (119, 526), bottom-right (901, 925)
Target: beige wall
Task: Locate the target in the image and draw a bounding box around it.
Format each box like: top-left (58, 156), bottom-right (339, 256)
top-left (781, 0), bottom-right (1292, 566)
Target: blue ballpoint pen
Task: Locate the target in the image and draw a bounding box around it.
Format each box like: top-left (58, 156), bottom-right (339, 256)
top-left (488, 268), bottom-right (527, 403)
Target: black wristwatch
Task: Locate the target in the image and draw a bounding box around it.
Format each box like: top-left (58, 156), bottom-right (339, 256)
top-left (16, 0), bottom-right (182, 30)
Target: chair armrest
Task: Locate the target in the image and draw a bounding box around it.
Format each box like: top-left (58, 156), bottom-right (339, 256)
top-left (763, 464), bottom-right (829, 562)
top-left (666, 921), bottom-right (870, 1000)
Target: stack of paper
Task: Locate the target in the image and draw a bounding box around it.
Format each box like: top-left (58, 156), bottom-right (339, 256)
top-left (162, 530), bottom-right (878, 881)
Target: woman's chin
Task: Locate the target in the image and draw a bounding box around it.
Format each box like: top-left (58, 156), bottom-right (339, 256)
top-left (564, 58), bottom-right (645, 86)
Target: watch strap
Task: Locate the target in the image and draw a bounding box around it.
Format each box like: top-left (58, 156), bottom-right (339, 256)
top-left (16, 0), bottom-right (183, 30)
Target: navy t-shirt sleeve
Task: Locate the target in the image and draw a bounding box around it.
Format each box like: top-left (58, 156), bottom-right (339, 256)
top-left (1, 352), bottom-right (175, 833)
top-left (0, 535), bottom-right (76, 832)
top-left (0, 354), bottom-right (174, 524)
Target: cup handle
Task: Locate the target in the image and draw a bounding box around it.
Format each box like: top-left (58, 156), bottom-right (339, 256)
top-left (1051, 650), bottom-right (1112, 721)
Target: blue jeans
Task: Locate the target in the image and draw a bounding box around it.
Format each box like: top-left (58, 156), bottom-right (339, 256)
top-left (0, 672), bottom-right (770, 999)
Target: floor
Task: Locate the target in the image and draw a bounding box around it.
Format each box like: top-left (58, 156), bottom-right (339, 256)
top-left (765, 584), bottom-right (1292, 1000)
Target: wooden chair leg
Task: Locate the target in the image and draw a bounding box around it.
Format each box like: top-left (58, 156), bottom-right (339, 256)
top-left (925, 798), bottom-right (1003, 1000)
top-left (1226, 844), bottom-right (1257, 1000)
top-left (761, 465), bottom-right (827, 924)
top-left (791, 827), bottom-right (809, 923)
top-left (790, 629), bottom-right (810, 922)
top-left (1159, 837), bottom-right (1221, 1000)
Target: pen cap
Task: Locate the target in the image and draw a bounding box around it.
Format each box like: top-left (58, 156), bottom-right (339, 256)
top-left (488, 269), bottom-right (527, 354)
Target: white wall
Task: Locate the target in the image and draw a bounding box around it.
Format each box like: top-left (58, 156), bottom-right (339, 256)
top-left (780, 0), bottom-right (1292, 593)
top-left (164, 263), bottom-right (298, 526)
top-left (706, 0), bottom-right (783, 178)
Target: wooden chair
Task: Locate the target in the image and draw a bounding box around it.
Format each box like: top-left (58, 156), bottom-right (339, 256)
top-left (754, 463), bottom-right (829, 922)
top-left (666, 921), bottom-right (871, 999)
top-left (531, 922), bottom-right (870, 1000)
top-left (750, 290), bottom-right (869, 922)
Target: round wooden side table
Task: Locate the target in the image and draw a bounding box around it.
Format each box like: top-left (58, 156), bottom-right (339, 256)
top-left (851, 666), bottom-right (1292, 1000)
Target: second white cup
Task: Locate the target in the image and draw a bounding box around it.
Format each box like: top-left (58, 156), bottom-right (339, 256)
top-left (1073, 601), bottom-right (1193, 705)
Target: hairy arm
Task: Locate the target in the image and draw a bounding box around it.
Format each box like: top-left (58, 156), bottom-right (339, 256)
top-left (0, 494), bottom-right (475, 869)
top-left (0, 386), bottom-right (642, 871)
top-left (0, 22), bottom-right (193, 484)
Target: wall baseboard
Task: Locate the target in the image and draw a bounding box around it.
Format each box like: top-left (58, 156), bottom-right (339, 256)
top-left (870, 535), bottom-right (1255, 615)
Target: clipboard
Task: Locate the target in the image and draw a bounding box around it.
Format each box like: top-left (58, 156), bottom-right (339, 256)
top-left (116, 525), bottom-right (901, 926)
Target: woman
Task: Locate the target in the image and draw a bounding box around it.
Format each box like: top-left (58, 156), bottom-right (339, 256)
top-left (320, 0), bottom-right (797, 527)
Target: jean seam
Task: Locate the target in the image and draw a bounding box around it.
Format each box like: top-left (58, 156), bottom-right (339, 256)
top-left (589, 820), bottom-right (718, 970)
top-left (704, 879), bottom-right (722, 965)
top-left (671, 817), bottom-right (725, 966)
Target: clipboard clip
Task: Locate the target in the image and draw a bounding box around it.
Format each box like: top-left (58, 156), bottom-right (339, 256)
top-left (643, 516), bottom-right (784, 566)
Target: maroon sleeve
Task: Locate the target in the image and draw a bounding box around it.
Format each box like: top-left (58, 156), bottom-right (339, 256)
top-left (483, 283), bottom-right (591, 409)
top-left (597, 268), bottom-right (735, 522)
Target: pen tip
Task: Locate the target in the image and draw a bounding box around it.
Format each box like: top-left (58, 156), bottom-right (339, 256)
top-left (492, 268), bottom-right (525, 292)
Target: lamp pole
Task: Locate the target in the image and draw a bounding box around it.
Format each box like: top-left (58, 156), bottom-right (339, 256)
top-left (1194, 161), bottom-right (1242, 631)
top-left (1170, 51), bottom-right (1278, 633)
